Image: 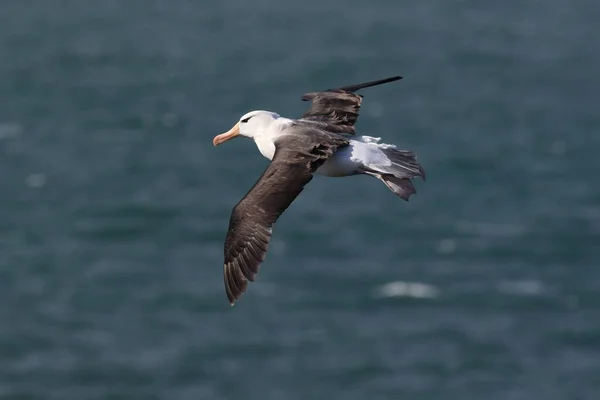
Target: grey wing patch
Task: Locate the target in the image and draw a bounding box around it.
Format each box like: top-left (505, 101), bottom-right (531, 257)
top-left (300, 75), bottom-right (402, 134)
top-left (222, 132), bottom-right (349, 305)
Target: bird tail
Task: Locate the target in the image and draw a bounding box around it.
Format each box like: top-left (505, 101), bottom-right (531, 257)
top-left (379, 147), bottom-right (426, 181)
top-left (358, 143), bottom-right (426, 201)
top-left (380, 175), bottom-right (417, 201)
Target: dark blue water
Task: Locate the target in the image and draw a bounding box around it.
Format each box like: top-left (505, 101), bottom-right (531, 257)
top-left (1, 1), bottom-right (599, 399)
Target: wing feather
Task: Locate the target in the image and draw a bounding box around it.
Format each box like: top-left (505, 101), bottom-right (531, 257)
top-left (222, 131), bottom-right (349, 305)
top-left (300, 75), bottom-right (402, 134)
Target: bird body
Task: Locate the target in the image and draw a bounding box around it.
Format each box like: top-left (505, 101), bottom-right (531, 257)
top-left (213, 75), bottom-right (426, 305)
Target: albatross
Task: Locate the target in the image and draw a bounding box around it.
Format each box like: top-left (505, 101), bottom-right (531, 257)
top-left (213, 75), bottom-right (426, 305)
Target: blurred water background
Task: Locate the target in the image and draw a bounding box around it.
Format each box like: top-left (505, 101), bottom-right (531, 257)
top-left (1, 0), bottom-right (599, 399)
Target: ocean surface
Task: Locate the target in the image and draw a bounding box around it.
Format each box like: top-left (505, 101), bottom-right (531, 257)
top-left (1, 1), bottom-right (599, 399)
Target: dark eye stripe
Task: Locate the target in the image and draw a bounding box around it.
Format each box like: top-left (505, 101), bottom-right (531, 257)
top-left (241, 116), bottom-right (252, 123)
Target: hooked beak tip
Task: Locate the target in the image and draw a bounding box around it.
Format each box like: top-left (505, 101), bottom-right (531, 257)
top-left (213, 123), bottom-right (240, 147)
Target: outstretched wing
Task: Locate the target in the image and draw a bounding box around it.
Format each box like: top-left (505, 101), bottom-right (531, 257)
top-left (222, 131), bottom-right (349, 305)
top-left (299, 75), bottom-right (402, 134)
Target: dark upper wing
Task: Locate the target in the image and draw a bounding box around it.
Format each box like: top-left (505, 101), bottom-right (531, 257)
top-left (222, 131), bottom-right (349, 305)
top-left (299, 75), bottom-right (402, 135)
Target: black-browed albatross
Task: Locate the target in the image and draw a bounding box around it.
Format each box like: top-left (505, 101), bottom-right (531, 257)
top-left (213, 75), bottom-right (426, 305)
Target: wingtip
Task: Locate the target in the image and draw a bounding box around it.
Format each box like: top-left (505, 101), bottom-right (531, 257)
top-left (338, 75), bottom-right (404, 93)
top-left (419, 166), bottom-right (427, 181)
top-left (227, 293), bottom-right (236, 306)
top-left (383, 75), bottom-right (403, 83)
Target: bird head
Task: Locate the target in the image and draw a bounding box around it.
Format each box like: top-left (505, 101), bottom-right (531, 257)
top-left (213, 110), bottom-right (280, 146)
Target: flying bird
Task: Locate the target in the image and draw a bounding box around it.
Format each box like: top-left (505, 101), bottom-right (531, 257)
top-left (213, 75), bottom-right (426, 305)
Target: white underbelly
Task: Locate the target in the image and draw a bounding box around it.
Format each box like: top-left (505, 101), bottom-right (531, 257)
top-left (315, 146), bottom-right (359, 177)
top-left (316, 136), bottom-right (396, 177)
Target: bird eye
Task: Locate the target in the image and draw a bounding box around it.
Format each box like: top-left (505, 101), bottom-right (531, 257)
top-left (241, 116), bottom-right (252, 123)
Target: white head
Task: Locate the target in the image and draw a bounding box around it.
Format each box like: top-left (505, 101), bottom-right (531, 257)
top-left (213, 110), bottom-right (280, 146)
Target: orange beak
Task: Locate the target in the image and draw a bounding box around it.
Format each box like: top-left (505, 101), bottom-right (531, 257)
top-left (213, 122), bottom-right (240, 147)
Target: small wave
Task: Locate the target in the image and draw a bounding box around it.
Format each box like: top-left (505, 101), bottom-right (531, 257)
top-left (455, 220), bottom-right (525, 237)
top-left (25, 173), bottom-right (47, 188)
top-left (436, 238), bottom-right (457, 254)
top-left (0, 122), bottom-right (23, 140)
top-left (551, 140), bottom-right (566, 155)
top-left (496, 280), bottom-right (545, 296)
top-left (374, 281), bottom-right (440, 299)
